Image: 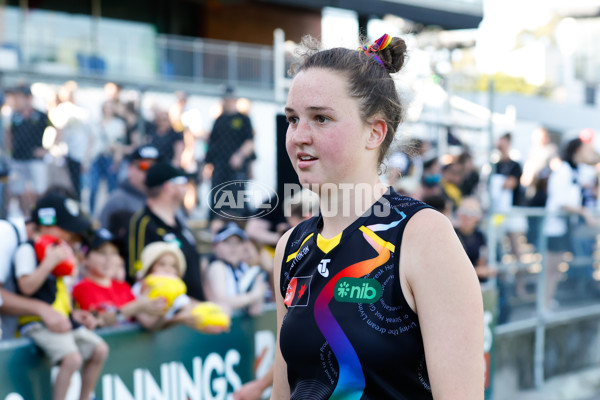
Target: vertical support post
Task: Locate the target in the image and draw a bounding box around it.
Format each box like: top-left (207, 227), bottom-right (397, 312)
top-left (534, 211), bottom-right (549, 388)
top-left (273, 28), bottom-right (285, 103)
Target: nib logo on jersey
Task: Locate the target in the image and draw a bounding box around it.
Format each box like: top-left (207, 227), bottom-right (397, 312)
top-left (334, 278), bottom-right (382, 303)
top-left (284, 276), bottom-right (312, 307)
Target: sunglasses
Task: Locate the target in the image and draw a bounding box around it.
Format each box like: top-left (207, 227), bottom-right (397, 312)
top-left (137, 160), bottom-right (154, 171)
top-left (458, 209), bottom-right (482, 218)
top-left (168, 176), bottom-right (188, 185)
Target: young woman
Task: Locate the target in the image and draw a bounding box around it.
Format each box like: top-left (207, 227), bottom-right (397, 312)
top-left (271, 34), bottom-right (484, 399)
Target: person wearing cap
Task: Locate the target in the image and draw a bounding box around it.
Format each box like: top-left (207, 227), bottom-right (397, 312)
top-left (73, 228), bottom-right (166, 328)
top-left (204, 85), bottom-right (256, 219)
top-left (204, 222), bottom-right (267, 316)
top-left (0, 218), bottom-right (72, 341)
top-left (148, 108), bottom-right (184, 166)
top-left (13, 193), bottom-right (109, 400)
top-left (98, 145), bottom-right (160, 234)
top-left (5, 83), bottom-right (52, 216)
top-left (126, 162), bottom-right (206, 301)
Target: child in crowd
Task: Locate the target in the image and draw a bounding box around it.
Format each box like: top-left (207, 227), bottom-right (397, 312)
top-left (204, 223), bottom-right (267, 316)
top-left (242, 239), bottom-right (273, 303)
top-left (136, 241), bottom-right (230, 332)
top-left (73, 228), bottom-right (167, 327)
top-left (14, 193), bottom-right (109, 400)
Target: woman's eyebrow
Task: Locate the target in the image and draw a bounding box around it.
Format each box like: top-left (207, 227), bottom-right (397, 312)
top-left (285, 106), bottom-right (334, 113)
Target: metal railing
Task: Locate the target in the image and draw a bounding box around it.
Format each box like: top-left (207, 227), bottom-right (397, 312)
top-left (0, 16), bottom-right (276, 91)
top-left (487, 206), bottom-right (600, 388)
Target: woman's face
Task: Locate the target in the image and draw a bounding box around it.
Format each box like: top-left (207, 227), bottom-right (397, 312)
top-left (285, 68), bottom-right (375, 188)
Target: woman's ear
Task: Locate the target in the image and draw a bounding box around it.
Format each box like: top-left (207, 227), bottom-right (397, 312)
top-left (366, 117), bottom-right (387, 150)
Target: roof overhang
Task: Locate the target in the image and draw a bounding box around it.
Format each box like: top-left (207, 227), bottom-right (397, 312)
top-left (255, 0), bottom-right (483, 30)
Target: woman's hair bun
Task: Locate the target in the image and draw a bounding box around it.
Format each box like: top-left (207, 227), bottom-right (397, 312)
top-left (379, 37), bottom-right (407, 74)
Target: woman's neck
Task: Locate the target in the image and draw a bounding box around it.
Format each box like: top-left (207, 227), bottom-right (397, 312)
top-left (318, 179), bottom-right (388, 239)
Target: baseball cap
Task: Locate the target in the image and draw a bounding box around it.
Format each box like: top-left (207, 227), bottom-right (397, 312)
top-left (128, 145), bottom-right (161, 163)
top-left (145, 162), bottom-right (187, 188)
top-left (13, 84), bottom-right (32, 96)
top-left (87, 228), bottom-right (116, 252)
top-left (213, 222), bottom-right (247, 244)
top-left (33, 194), bottom-right (91, 234)
top-left (223, 85), bottom-right (236, 99)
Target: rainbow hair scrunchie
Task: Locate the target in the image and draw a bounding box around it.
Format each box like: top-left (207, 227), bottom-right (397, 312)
top-left (358, 33), bottom-right (393, 69)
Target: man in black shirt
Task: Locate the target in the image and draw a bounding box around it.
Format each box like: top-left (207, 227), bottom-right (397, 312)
top-left (492, 132), bottom-right (525, 260)
top-left (205, 86), bottom-right (255, 219)
top-left (126, 162), bottom-right (205, 300)
top-left (6, 84), bottom-right (51, 215)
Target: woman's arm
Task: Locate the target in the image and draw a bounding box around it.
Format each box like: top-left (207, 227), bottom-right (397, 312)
top-left (270, 229), bottom-right (293, 400)
top-left (401, 209), bottom-right (484, 399)
top-left (204, 261), bottom-right (266, 315)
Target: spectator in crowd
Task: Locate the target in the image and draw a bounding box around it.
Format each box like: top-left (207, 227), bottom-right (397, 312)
top-left (170, 91), bottom-right (206, 215)
top-left (50, 81), bottom-right (92, 201)
top-left (282, 188), bottom-right (320, 233)
top-left (454, 197), bottom-right (495, 282)
top-left (525, 168), bottom-right (550, 251)
top-left (73, 228), bottom-right (166, 328)
top-left (102, 82), bottom-right (125, 119)
top-left (458, 150), bottom-right (480, 197)
top-left (521, 127), bottom-right (558, 195)
top-left (148, 109), bottom-right (184, 167)
top-left (99, 145), bottom-right (161, 251)
top-left (121, 100), bottom-right (145, 152)
top-left (440, 161), bottom-right (464, 212)
top-left (422, 193), bottom-right (452, 219)
top-left (243, 239), bottom-right (275, 302)
top-left (0, 287), bottom-right (72, 340)
top-left (0, 217), bottom-right (26, 339)
top-left (204, 223), bottom-right (267, 316)
top-left (544, 138), bottom-right (598, 309)
top-left (88, 101), bottom-right (126, 215)
top-left (387, 138), bottom-right (428, 195)
top-left (168, 91), bottom-right (188, 134)
top-left (0, 217), bottom-right (72, 341)
top-left (126, 162), bottom-right (206, 301)
top-left (204, 86), bottom-right (255, 219)
top-left (491, 132), bottom-right (526, 261)
top-left (245, 194), bottom-right (290, 258)
top-left (133, 241), bottom-right (229, 332)
top-left (412, 157), bottom-right (443, 201)
top-left (14, 193), bottom-right (109, 400)
top-left (5, 84), bottom-right (51, 215)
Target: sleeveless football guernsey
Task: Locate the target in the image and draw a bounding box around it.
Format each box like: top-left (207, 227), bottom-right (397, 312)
top-left (279, 190), bottom-right (433, 400)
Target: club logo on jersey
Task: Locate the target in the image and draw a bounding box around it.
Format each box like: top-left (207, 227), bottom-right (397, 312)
top-left (317, 259), bottom-right (331, 278)
top-left (334, 278), bottom-right (382, 303)
top-left (284, 276), bottom-right (312, 307)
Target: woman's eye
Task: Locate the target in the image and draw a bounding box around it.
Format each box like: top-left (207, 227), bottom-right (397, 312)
top-left (286, 116), bottom-right (298, 125)
top-left (316, 115), bottom-right (329, 124)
